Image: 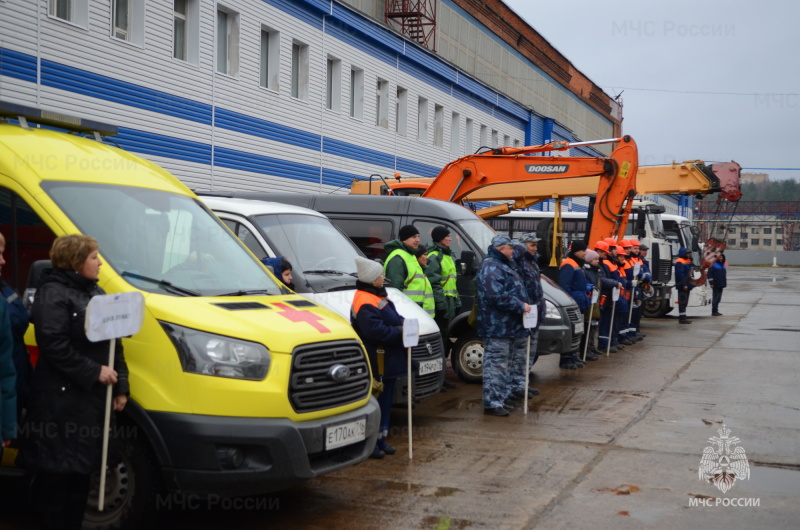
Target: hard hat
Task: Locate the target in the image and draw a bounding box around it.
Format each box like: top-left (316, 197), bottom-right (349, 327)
top-left (629, 238), bottom-right (641, 246)
top-left (594, 241), bottom-right (610, 251)
top-left (616, 245), bottom-right (627, 255)
top-left (603, 237), bottom-right (617, 246)
top-left (620, 239), bottom-right (632, 247)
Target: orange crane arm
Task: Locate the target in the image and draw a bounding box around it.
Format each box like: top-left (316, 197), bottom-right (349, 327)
top-left (421, 136), bottom-right (639, 244)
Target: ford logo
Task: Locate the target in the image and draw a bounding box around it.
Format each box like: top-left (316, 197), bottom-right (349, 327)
top-left (328, 364), bottom-right (350, 383)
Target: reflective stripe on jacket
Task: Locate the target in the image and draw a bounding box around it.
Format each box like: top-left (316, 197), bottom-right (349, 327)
top-left (384, 248), bottom-right (434, 312)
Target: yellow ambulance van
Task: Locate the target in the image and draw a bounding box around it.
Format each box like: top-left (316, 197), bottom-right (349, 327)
top-left (0, 102), bottom-right (379, 529)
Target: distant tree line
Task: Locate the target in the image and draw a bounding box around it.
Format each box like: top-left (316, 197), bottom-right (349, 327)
top-left (741, 179), bottom-right (800, 201)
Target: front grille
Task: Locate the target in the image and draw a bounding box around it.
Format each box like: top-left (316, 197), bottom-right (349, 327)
top-left (289, 340), bottom-right (371, 413)
top-left (656, 259), bottom-right (672, 283)
top-left (566, 306), bottom-right (583, 349)
top-left (409, 333), bottom-right (445, 399)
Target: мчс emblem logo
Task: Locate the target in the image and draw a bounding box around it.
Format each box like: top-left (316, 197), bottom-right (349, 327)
top-left (698, 424), bottom-right (750, 493)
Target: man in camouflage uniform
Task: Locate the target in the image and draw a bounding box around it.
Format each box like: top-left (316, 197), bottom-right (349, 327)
top-left (475, 235), bottom-right (532, 417)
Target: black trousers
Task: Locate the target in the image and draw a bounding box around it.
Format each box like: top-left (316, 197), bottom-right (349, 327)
top-left (34, 472), bottom-right (91, 530)
top-left (712, 286), bottom-right (724, 313)
top-left (678, 288), bottom-right (690, 315)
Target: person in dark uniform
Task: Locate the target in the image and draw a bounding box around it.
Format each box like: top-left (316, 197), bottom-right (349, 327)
top-left (709, 253), bottom-right (727, 316)
top-left (674, 247), bottom-right (694, 324)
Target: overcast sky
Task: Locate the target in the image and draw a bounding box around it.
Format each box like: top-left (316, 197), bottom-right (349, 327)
top-left (504, 0), bottom-right (799, 181)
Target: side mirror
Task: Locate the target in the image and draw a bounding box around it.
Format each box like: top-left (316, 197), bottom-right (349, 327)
top-left (459, 250), bottom-right (476, 276)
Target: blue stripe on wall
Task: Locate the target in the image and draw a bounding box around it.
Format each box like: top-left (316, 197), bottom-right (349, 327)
top-left (0, 48), bottom-right (37, 84)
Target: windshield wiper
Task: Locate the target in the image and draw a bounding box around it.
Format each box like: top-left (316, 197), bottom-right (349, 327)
top-left (121, 271), bottom-right (201, 297)
top-left (303, 270), bottom-right (345, 275)
top-left (217, 289), bottom-right (275, 297)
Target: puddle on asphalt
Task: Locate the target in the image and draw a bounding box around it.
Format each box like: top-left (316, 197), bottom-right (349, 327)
top-left (738, 276), bottom-right (788, 282)
top-left (748, 466), bottom-right (800, 496)
top-left (379, 480), bottom-right (423, 493)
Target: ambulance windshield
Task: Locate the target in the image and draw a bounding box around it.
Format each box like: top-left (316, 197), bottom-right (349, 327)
top-left (44, 182), bottom-right (284, 296)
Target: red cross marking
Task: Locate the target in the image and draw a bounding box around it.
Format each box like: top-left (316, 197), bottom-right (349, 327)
top-left (273, 302), bottom-right (331, 333)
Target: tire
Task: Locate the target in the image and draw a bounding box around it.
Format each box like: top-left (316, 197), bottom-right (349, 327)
top-left (82, 424), bottom-right (163, 530)
top-left (643, 298), bottom-right (671, 318)
top-left (451, 330), bottom-right (484, 384)
top-left (537, 219), bottom-right (554, 265)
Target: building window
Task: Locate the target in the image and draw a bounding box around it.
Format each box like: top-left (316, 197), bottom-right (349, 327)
top-left (349, 67), bottom-right (364, 119)
top-left (417, 97), bottom-right (428, 142)
top-left (291, 41), bottom-right (309, 100)
top-left (491, 130), bottom-right (499, 148)
top-left (751, 238), bottom-right (759, 245)
top-left (325, 56), bottom-right (341, 110)
top-left (751, 227), bottom-right (760, 234)
top-left (465, 118), bottom-right (474, 154)
top-left (777, 238), bottom-right (783, 245)
top-left (503, 134), bottom-right (511, 147)
top-left (728, 239), bottom-right (736, 245)
top-left (450, 112), bottom-right (460, 153)
top-left (776, 227), bottom-right (783, 234)
top-left (112, 0), bottom-right (130, 40)
top-left (764, 227), bottom-right (772, 235)
top-left (433, 104), bottom-right (444, 147)
top-left (49, 0), bottom-right (88, 27)
top-left (728, 227), bottom-right (736, 234)
top-left (260, 27), bottom-right (280, 91)
top-left (375, 78), bottom-right (389, 128)
top-left (514, 139), bottom-right (521, 148)
top-left (173, 0), bottom-right (198, 64)
top-left (396, 87), bottom-right (407, 135)
top-left (740, 242), bottom-right (748, 249)
top-left (216, 7), bottom-right (240, 77)
top-left (480, 125), bottom-right (488, 147)
top-left (111, 0), bottom-right (144, 46)
top-left (763, 239), bottom-right (772, 246)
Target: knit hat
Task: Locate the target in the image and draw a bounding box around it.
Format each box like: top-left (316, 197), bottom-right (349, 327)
top-left (570, 240), bottom-right (587, 253)
top-left (355, 256), bottom-right (384, 283)
top-left (431, 225), bottom-right (450, 242)
top-left (491, 234), bottom-right (513, 247)
top-left (518, 233), bottom-right (540, 244)
top-left (399, 224), bottom-right (420, 242)
top-left (585, 249), bottom-right (599, 262)
top-left (414, 247), bottom-right (429, 258)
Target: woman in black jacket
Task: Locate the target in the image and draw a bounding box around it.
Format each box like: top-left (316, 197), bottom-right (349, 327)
top-left (19, 235), bottom-right (128, 530)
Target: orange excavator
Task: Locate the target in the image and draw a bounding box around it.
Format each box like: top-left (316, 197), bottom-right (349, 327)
top-left (352, 136), bottom-right (640, 253)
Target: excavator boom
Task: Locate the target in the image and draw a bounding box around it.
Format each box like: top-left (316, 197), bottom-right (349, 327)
top-left (420, 136), bottom-right (639, 244)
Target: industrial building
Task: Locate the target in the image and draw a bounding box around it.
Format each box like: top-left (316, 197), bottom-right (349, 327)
top-left (1, 0), bottom-right (626, 196)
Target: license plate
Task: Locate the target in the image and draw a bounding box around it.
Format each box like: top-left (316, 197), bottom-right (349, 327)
top-left (325, 418), bottom-right (366, 450)
top-left (418, 358), bottom-right (443, 375)
top-left (574, 322), bottom-right (583, 334)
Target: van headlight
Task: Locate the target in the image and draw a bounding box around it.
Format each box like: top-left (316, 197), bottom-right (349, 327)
top-left (161, 322), bottom-right (270, 380)
top-left (544, 300), bottom-right (561, 321)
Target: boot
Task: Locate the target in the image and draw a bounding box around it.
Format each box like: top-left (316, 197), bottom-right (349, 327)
top-left (679, 316), bottom-right (692, 324)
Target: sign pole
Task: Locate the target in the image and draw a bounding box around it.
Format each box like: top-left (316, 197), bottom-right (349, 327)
top-left (406, 346), bottom-right (413, 460)
top-left (607, 287), bottom-right (619, 357)
top-left (523, 334), bottom-right (531, 415)
top-left (401, 319), bottom-right (419, 461)
top-left (98, 340), bottom-right (115, 511)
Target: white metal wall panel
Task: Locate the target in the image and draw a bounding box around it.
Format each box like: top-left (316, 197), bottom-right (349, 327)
top-left (1, 0), bottom-right (563, 194)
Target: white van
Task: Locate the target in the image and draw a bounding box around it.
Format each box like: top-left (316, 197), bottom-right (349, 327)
top-left (200, 196), bottom-right (445, 403)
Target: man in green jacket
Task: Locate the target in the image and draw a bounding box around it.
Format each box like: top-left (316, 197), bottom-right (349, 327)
top-left (425, 225), bottom-right (461, 335)
top-left (383, 225), bottom-right (434, 313)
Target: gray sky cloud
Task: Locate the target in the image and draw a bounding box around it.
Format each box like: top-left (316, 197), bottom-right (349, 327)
top-left (504, 0), bottom-right (799, 181)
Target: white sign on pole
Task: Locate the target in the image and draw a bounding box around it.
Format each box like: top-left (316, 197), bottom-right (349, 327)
top-left (523, 310), bottom-right (538, 329)
top-left (612, 287), bottom-right (620, 302)
top-left (402, 318), bottom-right (419, 348)
top-left (591, 288), bottom-right (599, 304)
top-left (85, 291), bottom-right (145, 342)
top-left (633, 263), bottom-right (641, 276)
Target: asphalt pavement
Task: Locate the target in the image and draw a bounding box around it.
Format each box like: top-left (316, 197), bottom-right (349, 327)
top-left (4, 266), bottom-right (799, 529)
